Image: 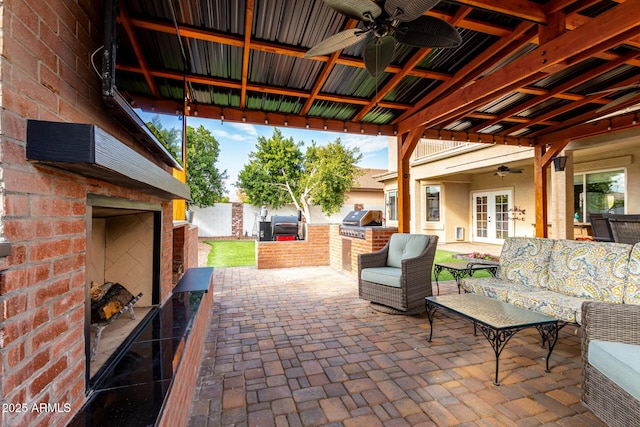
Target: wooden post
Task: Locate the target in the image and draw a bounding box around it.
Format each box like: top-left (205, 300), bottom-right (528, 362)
top-left (397, 128), bottom-right (424, 233)
top-left (534, 145), bottom-right (548, 237)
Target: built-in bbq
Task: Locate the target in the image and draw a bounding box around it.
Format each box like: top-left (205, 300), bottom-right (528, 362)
top-left (339, 210), bottom-right (383, 239)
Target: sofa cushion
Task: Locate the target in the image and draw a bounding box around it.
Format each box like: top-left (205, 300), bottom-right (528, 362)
top-left (361, 267), bottom-right (402, 288)
top-left (498, 237), bottom-right (554, 288)
top-left (460, 277), bottom-right (537, 302)
top-left (386, 234), bottom-right (429, 268)
top-left (624, 243), bottom-right (640, 304)
top-left (547, 239), bottom-right (631, 303)
top-left (589, 340), bottom-right (640, 401)
top-left (508, 289), bottom-right (583, 324)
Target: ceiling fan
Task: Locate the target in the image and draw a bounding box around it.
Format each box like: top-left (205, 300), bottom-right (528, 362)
top-left (304, 0), bottom-right (462, 77)
top-left (494, 165), bottom-right (523, 177)
top-left (589, 83), bottom-right (640, 113)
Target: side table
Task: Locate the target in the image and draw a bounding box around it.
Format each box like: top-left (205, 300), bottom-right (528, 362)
top-left (434, 261), bottom-right (498, 295)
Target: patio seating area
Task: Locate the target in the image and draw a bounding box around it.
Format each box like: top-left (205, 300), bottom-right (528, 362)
top-left (186, 265), bottom-right (604, 426)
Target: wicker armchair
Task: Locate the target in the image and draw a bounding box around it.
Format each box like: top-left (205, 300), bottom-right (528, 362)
top-left (358, 233), bottom-right (438, 315)
top-left (581, 301), bottom-right (640, 427)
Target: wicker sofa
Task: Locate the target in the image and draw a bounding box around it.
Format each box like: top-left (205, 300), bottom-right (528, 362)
top-left (581, 301), bottom-right (640, 427)
top-left (358, 233), bottom-right (438, 315)
top-left (460, 237), bottom-right (640, 325)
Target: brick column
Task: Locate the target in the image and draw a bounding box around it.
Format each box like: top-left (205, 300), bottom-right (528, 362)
top-left (231, 202), bottom-right (244, 237)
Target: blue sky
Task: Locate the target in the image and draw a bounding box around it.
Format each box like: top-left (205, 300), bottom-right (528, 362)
top-left (185, 117), bottom-right (390, 200)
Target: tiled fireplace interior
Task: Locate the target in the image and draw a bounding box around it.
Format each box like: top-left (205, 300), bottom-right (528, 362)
top-left (88, 203), bottom-right (160, 380)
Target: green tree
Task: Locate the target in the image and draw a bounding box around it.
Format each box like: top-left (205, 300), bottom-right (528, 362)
top-left (147, 115), bottom-right (182, 162)
top-left (186, 125), bottom-right (228, 207)
top-left (236, 128), bottom-right (362, 222)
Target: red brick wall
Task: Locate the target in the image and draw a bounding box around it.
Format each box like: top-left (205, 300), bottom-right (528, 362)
top-left (257, 225), bottom-right (330, 269)
top-left (0, 1), bottom-right (186, 425)
top-left (231, 202), bottom-right (244, 237)
top-left (158, 280), bottom-right (214, 427)
top-left (185, 225), bottom-right (199, 270)
top-left (329, 225), bottom-right (397, 275)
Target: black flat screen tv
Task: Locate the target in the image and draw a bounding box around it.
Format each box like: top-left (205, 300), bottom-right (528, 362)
top-left (102, 0), bottom-right (185, 170)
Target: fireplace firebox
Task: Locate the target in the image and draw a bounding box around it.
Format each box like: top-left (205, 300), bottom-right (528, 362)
top-left (86, 195), bottom-right (162, 382)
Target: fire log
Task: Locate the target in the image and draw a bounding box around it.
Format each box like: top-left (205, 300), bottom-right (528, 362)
top-left (91, 283), bottom-right (134, 324)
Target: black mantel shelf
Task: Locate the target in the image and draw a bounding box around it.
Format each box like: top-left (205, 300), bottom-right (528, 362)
top-left (26, 120), bottom-right (190, 200)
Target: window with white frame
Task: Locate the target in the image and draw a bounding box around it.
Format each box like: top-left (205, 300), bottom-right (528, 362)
top-left (385, 190), bottom-right (398, 221)
top-left (573, 169), bottom-right (625, 223)
top-left (425, 185), bottom-right (441, 222)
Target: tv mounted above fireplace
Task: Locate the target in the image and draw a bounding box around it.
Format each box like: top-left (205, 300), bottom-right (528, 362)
top-left (102, 0), bottom-right (186, 170)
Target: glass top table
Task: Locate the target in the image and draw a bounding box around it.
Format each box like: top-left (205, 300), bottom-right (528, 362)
top-left (425, 293), bottom-right (559, 385)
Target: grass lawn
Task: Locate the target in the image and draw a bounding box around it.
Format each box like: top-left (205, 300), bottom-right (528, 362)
top-left (205, 240), bottom-right (256, 267)
top-left (203, 241), bottom-right (494, 281)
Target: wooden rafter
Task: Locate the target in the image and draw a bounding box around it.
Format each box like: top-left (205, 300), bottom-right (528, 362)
top-left (118, 4), bottom-right (159, 98)
top-left (352, 7), bottom-right (473, 123)
top-left (453, 0), bottom-right (546, 23)
top-left (468, 50), bottom-right (640, 134)
top-left (300, 19), bottom-right (358, 116)
top-left (393, 21), bottom-right (537, 125)
top-left (240, 0), bottom-right (254, 109)
top-left (397, 1), bottom-right (640, 136)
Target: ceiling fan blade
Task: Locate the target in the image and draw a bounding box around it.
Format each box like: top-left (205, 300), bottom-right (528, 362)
top-left (363, 36), bottom-right (396, 77)
top-left (596, 90), bottom-right (640, 113)
top-left (305, 28), bottom-right (368, 58)
top-left (588, 83), bottom-right (640, 96)
top-left (384, 0), bottom-right (440, 22)
top-left (324, 0), bottom-right (381, 21)
top-left (396, 16), bottom-right (462, 48)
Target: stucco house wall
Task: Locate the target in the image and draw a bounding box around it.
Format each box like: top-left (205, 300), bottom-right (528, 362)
top-left (379, 131), bottom-right (640, 243)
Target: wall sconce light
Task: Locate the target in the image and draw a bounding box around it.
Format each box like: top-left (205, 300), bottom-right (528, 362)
top-left (242, 115), bottom-right (247, 122)
top-left (284, 119), bottom-right (288, 127)
top-left (553, 156), bottom-right (568, 172)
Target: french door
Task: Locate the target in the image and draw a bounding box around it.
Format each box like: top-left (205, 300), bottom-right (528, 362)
top-left (472, 190), bottom-right (512, 244)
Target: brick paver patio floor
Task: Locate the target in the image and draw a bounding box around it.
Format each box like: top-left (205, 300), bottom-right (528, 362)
top-left (187, 266), bottom-right (604, 426)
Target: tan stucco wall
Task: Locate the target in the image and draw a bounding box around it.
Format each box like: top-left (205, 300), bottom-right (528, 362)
top-left (379, 131), bottom-right (640, 243)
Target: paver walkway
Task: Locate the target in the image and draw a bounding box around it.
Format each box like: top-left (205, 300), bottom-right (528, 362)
top-left (187, 266), bottom-right (604, 426)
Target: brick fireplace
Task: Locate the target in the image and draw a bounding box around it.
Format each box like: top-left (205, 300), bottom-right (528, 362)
top-left (0, 1), bottom-right (211, 426)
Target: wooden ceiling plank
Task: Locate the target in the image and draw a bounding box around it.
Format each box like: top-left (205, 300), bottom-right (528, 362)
top-left (398, 1), bottom-right (640, 135)
top-left (240, 0), bottom-right (254, 109)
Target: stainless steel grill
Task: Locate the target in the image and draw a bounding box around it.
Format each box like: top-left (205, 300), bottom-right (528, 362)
top-left (339, 210), bottom-right (383, 240)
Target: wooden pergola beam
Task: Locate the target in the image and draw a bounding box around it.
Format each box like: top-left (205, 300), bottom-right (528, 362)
top-left (397, 1), bottom-right (640, 135)
top-left (240, 0), bottom-right (254, 109)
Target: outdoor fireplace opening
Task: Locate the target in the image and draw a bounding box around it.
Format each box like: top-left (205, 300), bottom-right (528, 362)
top-left (87, 196), bottom-right (161, 381)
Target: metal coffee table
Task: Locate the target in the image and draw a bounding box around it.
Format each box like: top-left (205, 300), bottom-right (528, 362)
top-left (433, 261), bottom-right (498, 295)
top-left (425, 294), bottom-right (559, 385)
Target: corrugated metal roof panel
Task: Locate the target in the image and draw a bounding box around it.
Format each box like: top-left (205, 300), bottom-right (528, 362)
top-left (418, 29), bottom-right (498, 74)
top-left (186, 40), bottom-right (243, 80)
top-left (361, 106), bottom-right (401, 125)
top-left (479, 93), bottom-right (535, 115)
top-left (307, 100), bottom-right (358, 121)
top-left (383, 76), bottom-right (440, 104)
top-left (175, 0), bottom-right (246, 33)
top-left (322, 64), bottom-right (380, 98)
